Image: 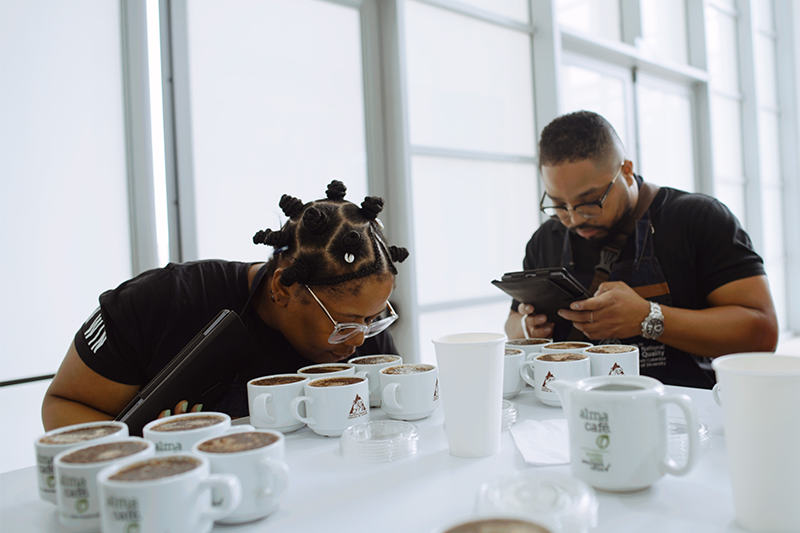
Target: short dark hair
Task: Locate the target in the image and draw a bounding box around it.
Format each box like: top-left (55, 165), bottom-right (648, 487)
top-left (539, 111), bottom-right (623, 167)
top-left (253, 181), bottom-right (409, 291)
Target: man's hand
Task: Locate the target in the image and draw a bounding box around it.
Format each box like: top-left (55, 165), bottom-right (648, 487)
top-left (505, 303), bottom-right (554, 340)
top-left (557, 281), bottom-right (650, 339)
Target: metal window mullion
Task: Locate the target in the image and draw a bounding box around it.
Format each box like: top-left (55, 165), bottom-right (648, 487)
top-left (619, 0), bottom-right (642, 47)
top-left (413, 0), bottom-right (534, 33)
top-left (411, 145), bottom-right (537, 164)
top-left (121, 0), bottom-right (159, 275)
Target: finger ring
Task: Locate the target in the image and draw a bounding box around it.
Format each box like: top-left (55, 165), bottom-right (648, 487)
top-left (589, 312), bottom-right (594, 324)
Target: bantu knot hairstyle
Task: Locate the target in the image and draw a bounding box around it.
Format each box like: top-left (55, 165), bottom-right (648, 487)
top-left (254, 180), bottom-right (410, 287)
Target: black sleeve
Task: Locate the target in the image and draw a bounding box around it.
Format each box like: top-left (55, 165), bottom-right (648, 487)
top-left (510, 220), bottom-right (563, 311)
top-left (73, 267), bottom-right (174, 385)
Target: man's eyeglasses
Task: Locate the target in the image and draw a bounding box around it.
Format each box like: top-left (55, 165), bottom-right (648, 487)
top-left (305, 285), bottom-right (398, 344)
top-left (539, 164), bottom-right (622, 220)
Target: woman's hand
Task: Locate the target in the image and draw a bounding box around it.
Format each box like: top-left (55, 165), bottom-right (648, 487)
top-left (157, 400), bottom-right (203, 419)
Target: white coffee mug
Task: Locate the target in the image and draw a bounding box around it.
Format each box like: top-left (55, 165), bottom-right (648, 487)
top-left (289, 376), bottom-right (370, 437)
top-left (193, 429), bottom-right (289, 524)
top-left (505, 338), bottom-right (553, 360)
top-left (248, 374), bottom-right (310, 432)
top-left (143, 412), bottom-right (254, 454)
top-left (520, 353), bottom-right (591, 407)
top-left (53, 437), bottom-right (155, 531)
top-left (550, 375), bottom-right (700, 492)
top-left (97, 454), bottom-right (242, 533)
top-left (35, 420), bottom-right (129, 504)
top-left (379, 363), bottom-right (439, 421)
top-left (584, 344), bottom-right (640, 377)
top-left (503, 348), bottom-right (526, 399)
top-left (350, 354), bottom-right (403, 406)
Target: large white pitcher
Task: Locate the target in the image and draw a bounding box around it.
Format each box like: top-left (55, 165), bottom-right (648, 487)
top-left (550, 375), bottom-right (700, 492)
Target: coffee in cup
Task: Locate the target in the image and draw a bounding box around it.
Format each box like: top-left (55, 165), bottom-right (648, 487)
top-left (148, 414), bottom-right (226, 433)
top-left (248, 374), bottom-right (310, 433)
top-left (350, 354), bottom-right (403, 407)
top-left (520, 353), bottom-right (591, 407)
top-left (379, 364), bottom-right (439, 421)
top-left (503, 348), bottom-right (526, 399)
top-left (251, 375), bottom-right (306, 386)
top-left (196, 431), bottom-right (280, 454)
top-left (143, 412), bottom-right (254, 454)
top-left (584, 344), bottom-right (640, 377)
top-left (431, 517), bottom-right (554, 533)
top-left (290, 376), bottom-right (370, 436)
top-left (541, 341), bottom-right (593, 353)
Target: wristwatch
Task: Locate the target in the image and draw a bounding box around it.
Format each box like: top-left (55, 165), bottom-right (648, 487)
top-left (641, 301), bottom-right (664, 340)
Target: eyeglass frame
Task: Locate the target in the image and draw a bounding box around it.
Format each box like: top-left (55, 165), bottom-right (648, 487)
top-left (304, 284), bottom-right (398, 344)
top-left (539, 164), bottom-right (623, 220)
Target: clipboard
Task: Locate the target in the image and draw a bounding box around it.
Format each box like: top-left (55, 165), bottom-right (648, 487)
top-left (491, 267), bottom-right (591, 324)
top-left (116, 309), bottom-right (259, 436)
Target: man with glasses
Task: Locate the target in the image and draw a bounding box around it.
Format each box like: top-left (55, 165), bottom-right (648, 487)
top-left (505, 111), bottom-right (778, 388)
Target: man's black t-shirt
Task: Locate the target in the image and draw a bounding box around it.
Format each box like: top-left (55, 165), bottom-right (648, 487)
top-left (515, 180), bottom-right (765, 388)
top-left (74, 260), bottom-right (398, 413)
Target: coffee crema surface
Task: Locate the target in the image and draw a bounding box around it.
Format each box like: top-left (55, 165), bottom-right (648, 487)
top-left (61, 440), bottom-right (148, 464)
top-left (586, 345), bottom-right (636, 354)
top-left (109, 457), bottom-right (200, 482)
top-left (39, 424), bottom-right (121, 445)
top-left (505, 348), bottom-right (524, 356)
top-left (309, 377), bottom-right (363, 387)
top-left (150, 415), bottom-right (225, 432)
top-left (443, 518), bottom-right (553, 533)
top-left (299, 365), bottom-right (351, 374)
top-left (546, 342), bottom-right (592, 350)
top-left (537, 352), bottom-right (588, 362)
top-left (252, 376), bottom-right (306, 386)
top-left (382, 364), bottom-right (434, 375)
top-left (351, 355), bottom-right (399, 365)
top-left (197, 431), bottom-right (279, 454)
top-left (507, 339), bottom-right (551, 345)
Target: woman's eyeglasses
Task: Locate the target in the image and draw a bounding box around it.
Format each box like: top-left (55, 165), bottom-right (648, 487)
top-left (305, 285), bottom-right (398, 344)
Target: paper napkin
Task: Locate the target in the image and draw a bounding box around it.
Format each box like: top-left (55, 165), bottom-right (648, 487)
top-left (509, 418), bottom-right (571, 466)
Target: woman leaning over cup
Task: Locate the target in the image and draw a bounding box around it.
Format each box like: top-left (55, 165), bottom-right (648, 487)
top-left (42, 181), bottom-right (409, 430)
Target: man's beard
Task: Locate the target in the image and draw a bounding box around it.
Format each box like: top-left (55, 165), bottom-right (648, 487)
top-left (568, 201), bottom-right (635, 246)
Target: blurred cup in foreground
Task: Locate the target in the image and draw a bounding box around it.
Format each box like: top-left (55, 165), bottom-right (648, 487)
top-left (432, 332), bottom-right (506, 458)
top-left (712, 353), bottom-right (800, 533)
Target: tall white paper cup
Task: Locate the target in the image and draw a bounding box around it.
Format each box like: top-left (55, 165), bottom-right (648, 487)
top-left (432, 332), bottom-right (506, 458)
top-left (711, 353), bottom-right (800, 533)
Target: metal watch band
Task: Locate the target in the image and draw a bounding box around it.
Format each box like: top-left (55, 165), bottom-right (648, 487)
top-left (641, 301), bottom-right (664, 340)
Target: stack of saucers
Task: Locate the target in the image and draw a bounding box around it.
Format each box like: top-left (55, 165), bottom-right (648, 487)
top-left (340, 420), bottom-right (419, 463)
top-left (668, 417), bottom-right (711, 459)
top-left (502, 400), bottom-right (518, 430)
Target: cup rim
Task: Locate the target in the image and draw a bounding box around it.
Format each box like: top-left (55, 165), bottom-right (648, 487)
top-left (584, 344), bottom-right (638, 353)
top-left (504, 348), bottom-right (525, 356)
top-left (711, 352), bottom-right (800, 376)
top-left (192, 429), bottom-right (285, 457)
top-left (506, 338), bottom-right (553, 345)
top-left (54, 436), bottom-right (154, 468)
top-left (432, 332), bottom-right (507, 346)
top-left (379, 363), bottom-right (436, 375)
top-left (98, 453), bottom-right (207, 487)
top-left (143, 411), bottom-right (230, 434)
top-left (307, 375), bottom-right (366, 387)
top-left (576, 375), bottom-right (664, 393)
top-left (542, 341), bottom-right (593, 350)
top-left (248, 374), bottom-right (309, 387)
top-left (297, 363), bottom-right (355, 373)
top-left (36, 420), bottom-right (128, 448)
top-left (348, 354), bottom-right (402, 365)
top-left (534, 352), bottom-right (589, 362)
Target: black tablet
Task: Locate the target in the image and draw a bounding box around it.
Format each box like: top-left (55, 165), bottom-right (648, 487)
top-left (491, 267), bottom-right (591, 323)
top-left (115, 309), bottom-right (259, 436)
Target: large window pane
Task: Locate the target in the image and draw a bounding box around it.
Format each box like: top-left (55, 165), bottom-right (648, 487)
top-left (709, 95), bottom-right (744, 179)
top-left (758, 111), bottom-right (781, 186)
top-left (418, 302), bottom-right (511, 364)
top-left (410, 156), bottom-right (538, 306)
top-left (765, 262), bottom-right (786, 331)
top-left (640, 0), bottom-right (688, 64)
top-left (555, 0), bottom-right (621, 41)
top-left (186, 0), bottom-right (368, 261)
top-left (754, 34), bottom-right (778, 109)
top-left (714, 181), bottom-right (746, 225)
top-left (637, 78), bottom-right (695, 192)
top-left (705, 6), bottom-right (740, 94)
top-left (405, 0), bottom-right (535, 156)
top-left (752, 0), bottom-right (775, 32)
top-left (456, 0), bottom-right (529, 23)
top-left (0, 0), bottom-right (131, 381)
top-left (561, 61), bottom-right (630, 153)
top-left (761, 185), bottom-right (784, 263)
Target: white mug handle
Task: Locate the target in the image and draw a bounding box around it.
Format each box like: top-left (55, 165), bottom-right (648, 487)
top-left (225, 424), bottom-right (255, 434)
top-left (519, 361), bottom-right (536, 387)
top-left (199, 473), bottom-right (242, 522)
top-left (253, 393), bottom-right (275, 423)
top-left (659, 394), bottom-right (701, 476)
top-left (289, 396), bottom-right (315, 425)
top-left (381, 383), bottom-right (402, 412)
top-left (712, 383), bottom-right (722, 407)
top-left (257, 456), bottom-right (290, 498)
top-left (355, 371), bottom-right (368, 380)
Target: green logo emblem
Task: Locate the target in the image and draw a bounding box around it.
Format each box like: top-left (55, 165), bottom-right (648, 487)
top-left (596, 434), bottom-right (610, 449)
top-left (76, 499), bottom-right (90, 514)
top-left (126, 523), bottom-right (140, 533)
top-left (46, 475), bottom-right (55, 488)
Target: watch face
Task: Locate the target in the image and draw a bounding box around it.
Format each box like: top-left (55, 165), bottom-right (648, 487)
top-left (646, 320), bottom-right (664, 338)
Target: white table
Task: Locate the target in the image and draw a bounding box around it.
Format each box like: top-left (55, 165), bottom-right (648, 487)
top-left (0, 386), bottom-right (749, 533)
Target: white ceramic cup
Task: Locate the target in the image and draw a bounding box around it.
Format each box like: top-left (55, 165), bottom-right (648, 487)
top-left (247, 374), bottom-right (310, 433)
top-left (430, 516), bottom-right (555, 533)
top-left (541, 341), bottom-right (594, 354)
top-left (584, 344), bottom-right (640, 377)
top-left (379, 363), bottom-right (439, 421)
top-left (503, 348), bottom-right (526, 399)
top-left (53, 437), bottom-right (155, 532)
top-left (297, 362), bottom-right (366, 380)
top-left (550, 375), bottom-right (700, 492)
top-left (505, 338), bottom-right (553, 360)
top-left (97, 454), bottom-right (242, 533)
top-left (349, 354), bottom-right (403, 407)
top-left (143, 412), bottom-right (254, 454)
top-left (711, 353), bottom-right (800, 533)
top-left (193, 429), bottom-right (289, 524)
top-left (432, 332), bottom-right (506, 458)
top-left (35, 420), bottom-right (129, 504)
top-left (289, 376), bottom-right (371, 437)
top-left (520, 352), bottom-right (591, 407)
